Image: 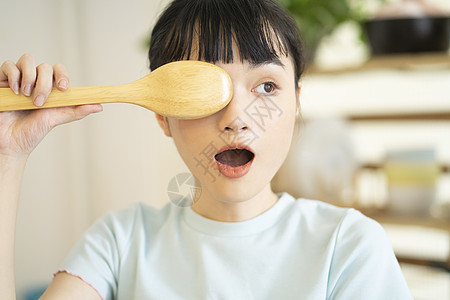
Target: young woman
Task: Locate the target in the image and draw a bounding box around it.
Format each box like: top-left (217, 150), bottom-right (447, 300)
top-left (0, 0), bottom-right (412, 299)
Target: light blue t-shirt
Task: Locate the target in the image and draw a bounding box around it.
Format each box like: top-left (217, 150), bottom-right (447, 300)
top-left (58, 193), bottom-right (412, 300)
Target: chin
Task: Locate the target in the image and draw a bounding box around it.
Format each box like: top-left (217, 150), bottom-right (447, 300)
top-left (205, 171), bottom-right (271, 203)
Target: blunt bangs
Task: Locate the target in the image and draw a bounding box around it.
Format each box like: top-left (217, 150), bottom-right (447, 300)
top-left (149, 0), bottom-right (305, 83)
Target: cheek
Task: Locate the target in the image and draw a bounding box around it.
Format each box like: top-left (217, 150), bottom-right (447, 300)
top-left (260, 99), bottom-right (297, 159)
top-left (170, 118), bottom-right (211, 142)
top-left (169, 118), bottom-right (217, 162)
top-left (272, 115), bottom-right (296, 149)
top-left (268, 96), bottom-right (297, 135)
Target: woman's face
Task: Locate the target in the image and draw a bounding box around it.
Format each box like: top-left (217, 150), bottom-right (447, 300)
top-left (157, 51), bottom-right (299, 209)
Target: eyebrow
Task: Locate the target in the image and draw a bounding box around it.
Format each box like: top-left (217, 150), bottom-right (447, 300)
top-left (249, 58), bottom-right (285, 69)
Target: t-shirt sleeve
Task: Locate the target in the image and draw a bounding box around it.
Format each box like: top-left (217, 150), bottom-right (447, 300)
top-left (57, 208), bottom-right (133, 300)
top-left (327, 209), bottom-right (413, 300)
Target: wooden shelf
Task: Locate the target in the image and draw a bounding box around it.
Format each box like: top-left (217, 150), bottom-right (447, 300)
top-left (359, 208), bottom-right (450, 231)
top-left (360, 162), bottom-right (450, 173)
top-left (355, 163), bottom-right (450, 230)
top-left (348, 112), bottom-right (450, 121)
top-left (306, 52), bottom-right (450, 75)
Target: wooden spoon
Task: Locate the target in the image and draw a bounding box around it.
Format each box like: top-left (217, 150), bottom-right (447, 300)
top-left (0, 61), bottom-right (233, 119)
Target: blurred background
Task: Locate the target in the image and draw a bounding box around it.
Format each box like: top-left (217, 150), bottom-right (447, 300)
top-left (1, 0), bottom-right (449, 299)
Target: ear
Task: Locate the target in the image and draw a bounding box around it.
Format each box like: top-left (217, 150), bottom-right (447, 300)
top-left (155, 113), bottom-right (172, 137)
top-left (295, 81), bottom-right (302, 117)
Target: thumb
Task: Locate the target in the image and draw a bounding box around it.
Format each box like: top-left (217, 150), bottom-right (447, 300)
top-left (45, 104), bottom-right (103, 128)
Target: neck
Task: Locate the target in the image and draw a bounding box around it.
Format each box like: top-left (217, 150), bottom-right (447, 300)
top-left (191, 185), bottom-right (278, 222)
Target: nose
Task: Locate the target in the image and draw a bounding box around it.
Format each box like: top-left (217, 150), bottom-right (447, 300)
top-left (218, 93), bottom-right (251, 134)
top-left (224, 118), bottom-right (249, 133)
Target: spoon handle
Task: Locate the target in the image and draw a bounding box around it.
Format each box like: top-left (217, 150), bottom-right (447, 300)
top-left (0, 85), bottom-right (129, 111)
top-left (0, 61), bottom-right (233, 119)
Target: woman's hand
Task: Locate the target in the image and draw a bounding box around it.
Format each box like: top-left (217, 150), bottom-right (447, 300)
top-left (0, 53), bottom-right (102, 159)
top-left (0, 54), bottom-right (103, 299)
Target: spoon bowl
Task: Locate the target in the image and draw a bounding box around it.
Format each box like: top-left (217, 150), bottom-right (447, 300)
top-left (0, 61), bottom-right (233, 119)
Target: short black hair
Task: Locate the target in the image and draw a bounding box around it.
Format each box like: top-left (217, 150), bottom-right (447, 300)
top-left (148, 0), bottom-right (305, 88)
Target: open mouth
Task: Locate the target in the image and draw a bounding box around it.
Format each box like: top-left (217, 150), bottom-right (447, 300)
top-left (214, 148), bottom-right (255, 167)
top-left (214, 146), bottom-right (255, 178)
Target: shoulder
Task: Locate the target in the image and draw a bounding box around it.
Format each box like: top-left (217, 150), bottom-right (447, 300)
top-left (294, 197), bottom-right (350, 219)
top-left (99, 202), bottom-right (173, 232)
top-left (87, 202), bottom-right (174, 248)
top-left (284, 194), bottom-right (388, 254)
top-left (336, 208), bottom-right (387, 246)
top-left (304, 198), bottom-right (386, 247)
top-left (277, 194), bottom-right (384, 250)
top-left (288, 196), bottom-right (368, 232)
top-left (312, 202), bottom-right (412, 298)
top-left (286, 197), bottom-right (412, 298)
top-left (58, 202), bottom-right (176, 299)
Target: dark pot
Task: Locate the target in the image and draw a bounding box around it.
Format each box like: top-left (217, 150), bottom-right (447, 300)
top-left (364, 17), bottom-right (450, 55)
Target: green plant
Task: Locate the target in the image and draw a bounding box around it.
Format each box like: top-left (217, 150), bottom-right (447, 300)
top-left (278, 0), bottom-right (371, 61)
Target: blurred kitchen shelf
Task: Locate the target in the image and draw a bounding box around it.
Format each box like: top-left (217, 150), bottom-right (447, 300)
top-left (305, 51), bottom-right (450, 271)
top-left (355, 162), bottom-right (450, 272)
top-left (355, 162), bottom-right (450, 230)
top-left (306, 52), bottom-right (450, 75)
top-left (360, 207), bottom-right (450, 272)
top-left (360, 162), bottom-right (449, 174)
top-left (348, 112), bottom-right (450, 121)
top-left (360, 207), bottom-right (450, 231)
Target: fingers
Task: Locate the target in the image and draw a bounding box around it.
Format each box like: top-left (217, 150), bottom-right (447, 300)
top-left (46, 104), bottom-right (103, 128)
top-left (0, 60), bottom-right (20, 94)
top-left (33, 62), bottom-right (70, 106)
top-left (53, 63), bottom-right (69, 91)
top-left (33, 63), bottom-right (53, 106)
top-left (16, 53), bottom-right (36, 97)
top-left (1, 54), bottom-right (71, 107)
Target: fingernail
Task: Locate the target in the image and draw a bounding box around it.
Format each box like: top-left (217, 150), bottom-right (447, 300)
top-left (12, 82), bottom-right (19, 95)
top-left (34, 95), bottom-right (45, 107)
top-left (58, 79), bottom-right (68, 90)
top-left (23, 84), bottom-right (32, 96)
